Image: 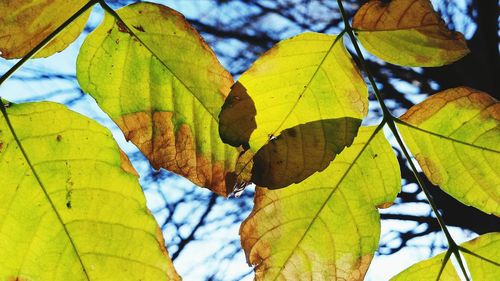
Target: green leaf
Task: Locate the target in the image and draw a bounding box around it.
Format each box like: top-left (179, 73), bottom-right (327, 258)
top-left (391, 233), bottom-right (500, 280)
top-left (397, 87), bottom-right (499, 215)
top-left (353, 0), bottom-right (469, 67)
top-left (0, 102), bottom-right (180, 281)
top-left (240, 126), bottom-right (400, 280)
top-left (77, 2), bottom-right (238, 196)
top-left (219, 32), bottom-right (368, 189)
top-left (0, 0), bottom-right (91, 59)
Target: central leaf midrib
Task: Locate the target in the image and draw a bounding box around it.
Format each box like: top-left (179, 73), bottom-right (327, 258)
top-left (114, 13), bottom-right (221, 123)
top-left (0, 108), bottom-right (91, 281)
top-left (269, 35), bottom-right (343, 137)
top-left (270, 126), bottom-right (381, 281)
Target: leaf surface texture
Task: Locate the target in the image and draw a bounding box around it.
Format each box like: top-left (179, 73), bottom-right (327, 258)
top-left (391, 233), bottom-right (500, 280)
top-left (219, 32), bottom-right (368, 189)
top-left (0, 0), bottom-right (90, 58)
top-left (240, 126), bottom-right (400, 280)
top-left (0, 102), bottom-right (179, 280)
top-left (353, 0), bottom-right (469, 66)
top-left (77, 2), bottom-right (238, 196)
top-left (397, 87), bottom-right (499, 215)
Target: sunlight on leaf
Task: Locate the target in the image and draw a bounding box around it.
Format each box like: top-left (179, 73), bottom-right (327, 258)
top-left (219, 32), bottom-right (368, 189)
top-left (353, 0), bottom-right (469, 67)
top-left (0, 0), bottom-right (91, 59)
top-left (77, 2), bottom-right (239, 196)
top-left (391, 233), bottom-right (500, 280)
top-left (240, 126), bottom-right (400, 280)
top-left (0, 102), bottom-right (179, 280)
top-left (397, 87), bottom-right (499, 215)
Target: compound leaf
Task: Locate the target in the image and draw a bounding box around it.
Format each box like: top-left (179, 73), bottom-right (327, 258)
top-left (353, 0), bottom-right (469, 67)
top-left (391, 233), bottom-right (500, 280)
top-left (240, 126), bottom-right (400, 280)
top-left (397, 87), bottom-right (499, 215)
top-left (77, 2), bottom-right (238, 196)
top-left (0, 102), bottom-right (179, 280)
top-left (0, 0), bottom-right (91, 59)
top-left (219, 32), bottom-right (368, 189)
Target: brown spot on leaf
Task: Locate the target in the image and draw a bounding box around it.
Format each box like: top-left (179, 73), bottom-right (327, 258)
top-left (115, 111), bottom-right (230, 196)
top-left (119, 150), bottom-right (139, 177)
top-left (400, 87), bottom-right (496, 125)
top-left (348, 253), bottom-right (373, 281)
top-left (377, 201), bottom-right (394, 209)
top-left (219, 82), bottom-right (257, 148)
top-left (56, 134), bottom-right (62, 142)
top-left (8, 276), bottom-right (30, 281)
top-left (116, 20), bottom-right (130, 33)
top-left (415, 154), bottom-right (444, 185)
top-left (132, 25), bottom-right (145, 32)
top-left (252, 117), bottom-right (361, 189)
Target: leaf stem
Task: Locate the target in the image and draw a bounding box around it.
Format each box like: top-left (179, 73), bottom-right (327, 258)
top-left (336, 1), bottom-right (470, 280)
top-left (0, 0), bottom-right (98, 87)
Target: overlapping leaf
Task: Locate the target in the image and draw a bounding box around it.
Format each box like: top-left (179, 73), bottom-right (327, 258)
top-left (397, 87), bottom-right (499, 215)
top-left (353, 0), bottom-right (469, 67)
top-left (0, 0), bottom-right (91, 59)
top-left (391, 233), bottom-right (500, 280)
top-left (219, 32), bottom-right (368, 189)
top-left (240, 126), bottom-right (400, 280)
top-left (77, 2), bottom-right (238, 196)
top-left (0, 102), bottom-right (179, 280)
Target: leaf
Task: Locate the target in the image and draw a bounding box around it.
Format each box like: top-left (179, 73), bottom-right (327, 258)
top-left (219, 32), bottom-right (368, 189)
top-left (0, 102), bottom-right (179, 280)
top-left (240, 126), bottom-right (401, 280)
top-left (391, 233), bottom-right (500, 280)
top-left (0, 0), bottom-right (91, 59)
top-left (77, 2), bottom-right (238, 196)
top-left (397, 87), bottom-right (499, 215)
top-left (250, 118), bottom-right (361, 188)
top-left (352, 0), bottom-right (469, 67)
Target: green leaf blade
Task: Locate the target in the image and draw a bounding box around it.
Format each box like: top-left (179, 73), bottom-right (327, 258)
top-left (391, 233), bottom-right (500, 280)
top-left (0, 102), bottom-right (179, 281)
top-left (353, 0), bottom-right (469, 67)
top-left (77, 2), bottom-right (238, 196)
top-left (0, 0), bottom-right (91, 59)
top-left (397, 87), bottom-right (500, 215)
top-left (219, 32), bottom-right (368, 189)
top-left (240, 126), bottom-right (401, 280)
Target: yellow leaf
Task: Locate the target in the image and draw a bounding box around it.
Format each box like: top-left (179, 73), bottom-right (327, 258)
top-left (0, 102), bottom-right (180, 281)
top-left (391, 233), bottom-right (500, 280)
top-left (353, 0), bottom-right (469, 67)
top-left (0, 0), bottom-right (91, 59)
top-left (219, 32), bottom-right (368, 189)
top-left (397, 87), bottom-right (499, 215)
top-left (240, 126), bottom-right (400, 280)
top-left (77, 2), bottom-right (238, 196)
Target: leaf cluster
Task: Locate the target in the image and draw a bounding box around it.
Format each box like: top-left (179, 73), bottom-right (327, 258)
top-left (0, 0), bottom-right (498, 280)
